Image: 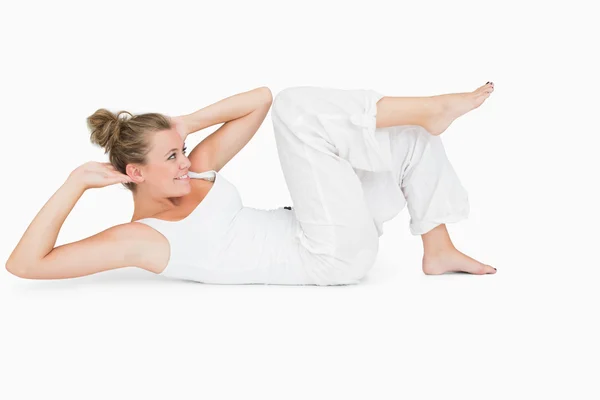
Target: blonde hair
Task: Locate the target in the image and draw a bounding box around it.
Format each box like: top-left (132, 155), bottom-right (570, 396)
top-left (86, 109), bottom-right (172, 192)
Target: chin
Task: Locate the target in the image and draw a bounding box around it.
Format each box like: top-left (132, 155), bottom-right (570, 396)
top-left (175, 181), bottom-right (191, 189)
top-left (171, 179), bottom-right (190, 191)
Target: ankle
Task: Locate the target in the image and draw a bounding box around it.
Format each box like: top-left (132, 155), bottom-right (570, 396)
top-left (423, 245), bottom-right (456, 258)
top-left (421, 224), bottom-right (455, 255)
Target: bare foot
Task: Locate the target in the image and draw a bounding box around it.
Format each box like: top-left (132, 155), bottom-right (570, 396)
top-left (422, 247), bottom-right (497, 275)
top-left (423, 82), bottom-right (495, 136)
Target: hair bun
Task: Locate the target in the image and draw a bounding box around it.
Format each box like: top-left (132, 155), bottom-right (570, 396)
top-left (87, 109), bottom-right (133, 152)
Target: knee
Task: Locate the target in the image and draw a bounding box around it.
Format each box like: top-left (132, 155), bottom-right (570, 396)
top-left (273, 87), bottom-right (305, 112)
top-left (273, 87), bottom-right (292, 109)
top-left (408, 125), bottom-right (438, 146)
top-left (396, 125), bottom-right (442, 171)
top-left (325, 224), bottom-right (380, 285)
top-left (325, 248), bottom-right (379, 286)
top-left (417, 126), bottom-right (447, 157)
top-left (272, 88), bottom-right (303, 128)
top-left (348, 239), bottom-right (379, 281)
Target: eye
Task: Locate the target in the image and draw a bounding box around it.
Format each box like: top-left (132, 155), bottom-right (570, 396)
top-left (169, 146), bottom-right (187, 160)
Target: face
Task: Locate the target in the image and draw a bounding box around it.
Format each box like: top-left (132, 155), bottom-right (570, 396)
top-left (131, 127), bottom-right (192, 195)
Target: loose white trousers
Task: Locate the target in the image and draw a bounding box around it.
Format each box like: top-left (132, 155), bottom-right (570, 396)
top-left (272, 86), bottom-right (470, 285)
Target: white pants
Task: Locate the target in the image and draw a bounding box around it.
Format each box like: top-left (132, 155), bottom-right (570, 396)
top-left (272, 86), bottom-right (470, 285)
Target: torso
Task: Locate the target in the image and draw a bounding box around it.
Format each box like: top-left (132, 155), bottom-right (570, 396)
top-left (128, 177), bottom-right (215, 274)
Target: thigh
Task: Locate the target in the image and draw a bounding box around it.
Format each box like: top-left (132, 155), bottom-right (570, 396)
top-left (271, 86), bottom-right (381, 271)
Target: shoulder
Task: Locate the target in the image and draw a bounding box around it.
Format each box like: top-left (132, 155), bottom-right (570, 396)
top-left (124, 221), bottom-right (171, 274)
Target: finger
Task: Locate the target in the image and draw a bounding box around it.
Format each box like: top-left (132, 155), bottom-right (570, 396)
top-left (113, 172), bottom-right (132, 183)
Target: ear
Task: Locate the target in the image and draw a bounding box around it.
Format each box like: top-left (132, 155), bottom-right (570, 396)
top-left (125, 164), bottom-right (142, 182)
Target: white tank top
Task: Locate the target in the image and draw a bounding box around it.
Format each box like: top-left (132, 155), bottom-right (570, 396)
top-left (133, 170), bottom-right (314, 285)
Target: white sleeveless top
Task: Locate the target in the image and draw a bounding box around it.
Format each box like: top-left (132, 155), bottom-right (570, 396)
top-left (134, 170), bottom-right (315, 285)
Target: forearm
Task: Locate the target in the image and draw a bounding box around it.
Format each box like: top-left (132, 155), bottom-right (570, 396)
top-left (6, 177), bottom-right (85, 269)
top-left (183, 86), bottom-right (272, 134)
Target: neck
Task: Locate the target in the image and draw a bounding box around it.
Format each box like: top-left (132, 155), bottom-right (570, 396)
top-left (131, 191), bottom-right (181, 222)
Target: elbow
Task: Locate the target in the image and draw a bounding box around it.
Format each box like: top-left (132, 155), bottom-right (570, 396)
top-left (258, 86), bottom-right (273, 103)
top-left (6, 261), bottom-right (31, 278)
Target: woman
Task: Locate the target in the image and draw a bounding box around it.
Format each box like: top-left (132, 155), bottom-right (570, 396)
top-left (6, 83), bottom-right (496, 285)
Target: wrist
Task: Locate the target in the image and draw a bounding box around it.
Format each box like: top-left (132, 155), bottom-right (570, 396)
top-left (64, 174), bottom-right (88, 193)
top-left (184, 110), bottom-right (212, 134)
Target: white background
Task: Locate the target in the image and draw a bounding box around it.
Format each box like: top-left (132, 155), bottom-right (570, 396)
top-left (1, 0), bottom-right (598, 399)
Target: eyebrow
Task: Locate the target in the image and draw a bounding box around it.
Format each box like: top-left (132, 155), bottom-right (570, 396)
top-left (164, 143), bottom-right (186, 157)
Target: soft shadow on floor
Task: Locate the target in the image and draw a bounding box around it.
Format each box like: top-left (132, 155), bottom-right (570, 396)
top-left (11, 267), bottom-right (168, 291)
top-left (9, 262), bottom-right (415, 291)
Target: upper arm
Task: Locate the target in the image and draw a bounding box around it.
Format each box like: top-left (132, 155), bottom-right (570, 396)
top-left (182, 87), bottom-right (273, 173)
top-left (9, 223), bottom-right (147, 280)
